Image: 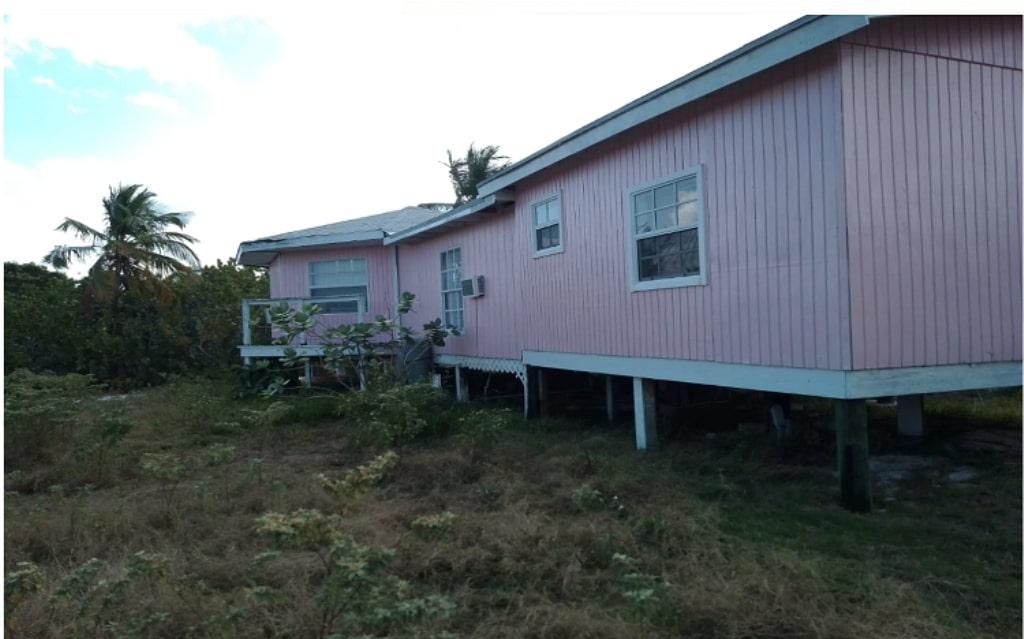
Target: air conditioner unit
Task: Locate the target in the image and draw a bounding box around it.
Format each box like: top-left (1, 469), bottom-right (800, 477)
top-left (461, 275), bottom-right (484, 298)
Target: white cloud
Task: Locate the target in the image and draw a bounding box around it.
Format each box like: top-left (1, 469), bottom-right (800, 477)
top-left (66, 103), bottom-right (85, 115)
top-left (32, 74), bottom-right (58, 89)
top-left (4, 5), bottom-right (808, 273)
top-left (126, 91), bottom-right (184, 115)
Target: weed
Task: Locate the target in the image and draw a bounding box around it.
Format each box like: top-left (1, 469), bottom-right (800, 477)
top-left (317, 451), bottom-right (399, 501)
top-left (411, 511), bottom-right (459, 539)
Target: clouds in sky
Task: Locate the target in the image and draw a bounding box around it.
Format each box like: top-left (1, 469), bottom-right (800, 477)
top-left (4, 3), bottom-right (803, 273)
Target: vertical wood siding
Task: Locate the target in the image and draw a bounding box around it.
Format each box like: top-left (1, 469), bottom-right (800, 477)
top-left (394, 46), bottom-right (851, 369)
top-left (841, 16), bottom-right (1023, 369)
top-left (268, 47), bottom-right (852, 368)
top-left (268, 246), bottom-right (394, 340)
top-left (395, 212), bottom-right (522, 360)
top-left (508, 46), bottom-right (849, 369)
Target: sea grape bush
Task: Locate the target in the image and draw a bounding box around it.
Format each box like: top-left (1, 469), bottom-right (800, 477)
top-left (264, 291), bottom-right (455, 394)
top-left (317, 450), bottom-right (399, 500)
top-left (255, 508), bottom-right (455, 638)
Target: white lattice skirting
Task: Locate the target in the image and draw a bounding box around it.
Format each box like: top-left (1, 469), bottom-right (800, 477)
top-left (433, 354), bottom-right (526, 385)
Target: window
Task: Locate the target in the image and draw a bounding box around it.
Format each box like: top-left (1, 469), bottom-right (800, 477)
top-left (531, 194), bottom-right (563, 257)
top-left (628, 166), bottom-right (705, 290)
top-left (440, 248), bottom-right (464, 331)
top-left (308, 259), bottom-right (368, 313)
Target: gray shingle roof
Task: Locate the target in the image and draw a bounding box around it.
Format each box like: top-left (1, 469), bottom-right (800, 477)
top-left (253, 205), bottom-right (442, 241)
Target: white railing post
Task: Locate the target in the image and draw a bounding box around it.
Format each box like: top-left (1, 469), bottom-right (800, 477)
top-left (241, 300), bottom-right (252, 365)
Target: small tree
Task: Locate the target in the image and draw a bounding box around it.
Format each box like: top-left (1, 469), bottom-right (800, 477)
top-left (443, 144), bottom-right (510, 205)
top-left (266, 292), bottom-right (455, 393)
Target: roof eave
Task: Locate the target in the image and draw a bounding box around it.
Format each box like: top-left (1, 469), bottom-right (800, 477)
top-left (384, 191), bottom-right (514, 245)
top-left (236, 229), bottom-right (387, 266)
top-left (477, 14), bottom-right (871, 196)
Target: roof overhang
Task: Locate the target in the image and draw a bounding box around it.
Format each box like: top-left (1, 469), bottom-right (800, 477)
top-left (383, 190), bottom-right (515, 245)
top-left (236, 230), bottom-right (386, 266)
top-left (477, 14), bottom-right (872, 196)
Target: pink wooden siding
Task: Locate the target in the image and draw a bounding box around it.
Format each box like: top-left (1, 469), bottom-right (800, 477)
top-left (395, 46), bottom-right (852, 370)
top-left (840, 16), bottom-right (1023, 370)
top-left (396, 212), bottom-right (522, 360)
top-left (508, 46), bottom-right (850, 369)
top-left (268, 246), bottom-right (395, 339)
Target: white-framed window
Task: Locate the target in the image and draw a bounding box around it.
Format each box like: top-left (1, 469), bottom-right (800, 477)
top-left (440, 247), bottom-right (464, 331)
top-left (530, 193), bottom-right (563, 257)
top-left (626, 165), bottom-right (706, 291)
top-left (308, 258), bottom-right (368, 313)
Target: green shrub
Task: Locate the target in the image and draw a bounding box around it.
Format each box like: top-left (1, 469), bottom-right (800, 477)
top-left (51, 552), bottom-right (173, 638)
top-left (410, 511), bottom-right (459, 539)
top-left (255, 509), bottom-right (455, 637)
top-left (317, 451), bottom-right (399, 500)
top-left (4, 370), bottom-right (100, 469)
top-left (336, 384), bottom-right (449, 446)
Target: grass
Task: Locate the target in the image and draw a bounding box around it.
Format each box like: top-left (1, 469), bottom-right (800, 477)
top-left (4, 377), bottom-right (1021, 638)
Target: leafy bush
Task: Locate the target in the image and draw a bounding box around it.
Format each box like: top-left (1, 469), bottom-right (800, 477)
top-left (50, 552), bottom-right (173, 638)
top-left (4, 370), bottom-right (100, 469)
top-left (336, 384), bottom-right (450, 446)
top-left (410, 511), bottom-right (459, 539)
top-left (255, 509), bottom-right (455, 637)
top-left (571, 483), bottom-right (627, 517)
top-left (317, 451), bottom-right (399, 500)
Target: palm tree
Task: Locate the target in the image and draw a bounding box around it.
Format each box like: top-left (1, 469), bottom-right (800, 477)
top-left (44, 184), bottom-right (200, 302)
top-left (443, 144), bottom-right (510, 205)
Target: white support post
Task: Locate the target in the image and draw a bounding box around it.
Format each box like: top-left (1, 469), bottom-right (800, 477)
top-left (605, 375), bottom-right (615, 422)
top-left (241, 300), bottom-right (252, 365)
top-left (632, 377), bottom-right (657, 451)
top-left (303, 360), bottom-right (313, 387)
top-left (896, 394), bottom-right (924, 437)
top-left (455, 365), bottom-right (468, 402)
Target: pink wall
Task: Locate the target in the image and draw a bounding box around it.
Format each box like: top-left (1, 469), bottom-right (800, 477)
top-left (396, 46), bottom-right (851, 369)
top-left (263, 17), bottom-right (1021, 374)
top-left (268, 245), bottom-right (395, 339)
top-left (840, 16), bottom-right (1023, 369)
top-left (396, 212), bottom-right (522, 359)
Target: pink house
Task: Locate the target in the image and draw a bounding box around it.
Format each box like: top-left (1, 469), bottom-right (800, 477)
top-left (238, 15), bottom-right (1022, 511)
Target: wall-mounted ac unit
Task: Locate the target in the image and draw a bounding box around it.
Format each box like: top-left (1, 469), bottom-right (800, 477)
top-left (461, 275), bottom-right (484, 298)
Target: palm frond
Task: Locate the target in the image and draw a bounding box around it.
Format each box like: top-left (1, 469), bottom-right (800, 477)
top-left (55, 217), bottom-right (107, 243)
top-left (43, 244), bottom-right (99, 269)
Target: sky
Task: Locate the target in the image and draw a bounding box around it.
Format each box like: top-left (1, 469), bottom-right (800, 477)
top-left (2, 1), bottom-right (1017, 274)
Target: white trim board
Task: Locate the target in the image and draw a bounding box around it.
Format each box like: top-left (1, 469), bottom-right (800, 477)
top-left (522, 351), bottom-right (1022, 399)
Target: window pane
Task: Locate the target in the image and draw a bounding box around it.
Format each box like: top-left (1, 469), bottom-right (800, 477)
top-left (659, 252), bottom-right (682, 277)
top-left (633, 190), bottom-right (654, 213)
top-left (537, 224), bottom-right (560, 250)
top-left (548, 198), bottom-right (561, 222)
top-left (677, 200), bottom-right (699, 226)
top-left (310, 286), bottom-right (366, 299)
top-left (635, 212), bottom-right (654, 234)
top-left (655, 207), bottom-right (677, 230)
top-left (680, 228), bottom-right (700, 275)
top-left (638, 256), bottom-right (659, 280)
top-left (638, 236), bottom-right (657, 258)
top-left (654, 184), bottom-right (675, 208)
top-left (637, 229), bottom-right (700, 281)
top-left (440, 252), bottom-right (448, 270)
top-left (677, 176), bottom-right (698, 201)
top-left (310, 261), bottom-right (335, 275)
top-left (319, 300), bottom-right (359, 313)
top-left (656, 232), bottom-right (681, 255)
top-left (533, 202), bottom-right (545, 226)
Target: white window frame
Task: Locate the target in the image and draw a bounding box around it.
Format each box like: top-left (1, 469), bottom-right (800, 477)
top-left (530, 192), bottom-right (564, 258)
top-left (440, 247), bottom-right (464, 332)
top-left (307, 258), bottom-right (370, 314)
top-left (624, 165), bottom-right (707, 292)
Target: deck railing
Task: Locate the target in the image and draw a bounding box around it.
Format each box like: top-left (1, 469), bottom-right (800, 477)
top-left (240, 296), bottom-right (365, 347)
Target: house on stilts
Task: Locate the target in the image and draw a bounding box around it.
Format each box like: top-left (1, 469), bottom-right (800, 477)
top-left (237, 15), bottom-right (1023, 511)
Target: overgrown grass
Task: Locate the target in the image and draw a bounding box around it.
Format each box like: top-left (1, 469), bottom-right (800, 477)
top-left (4, 376), bottom-right (1021, 638)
